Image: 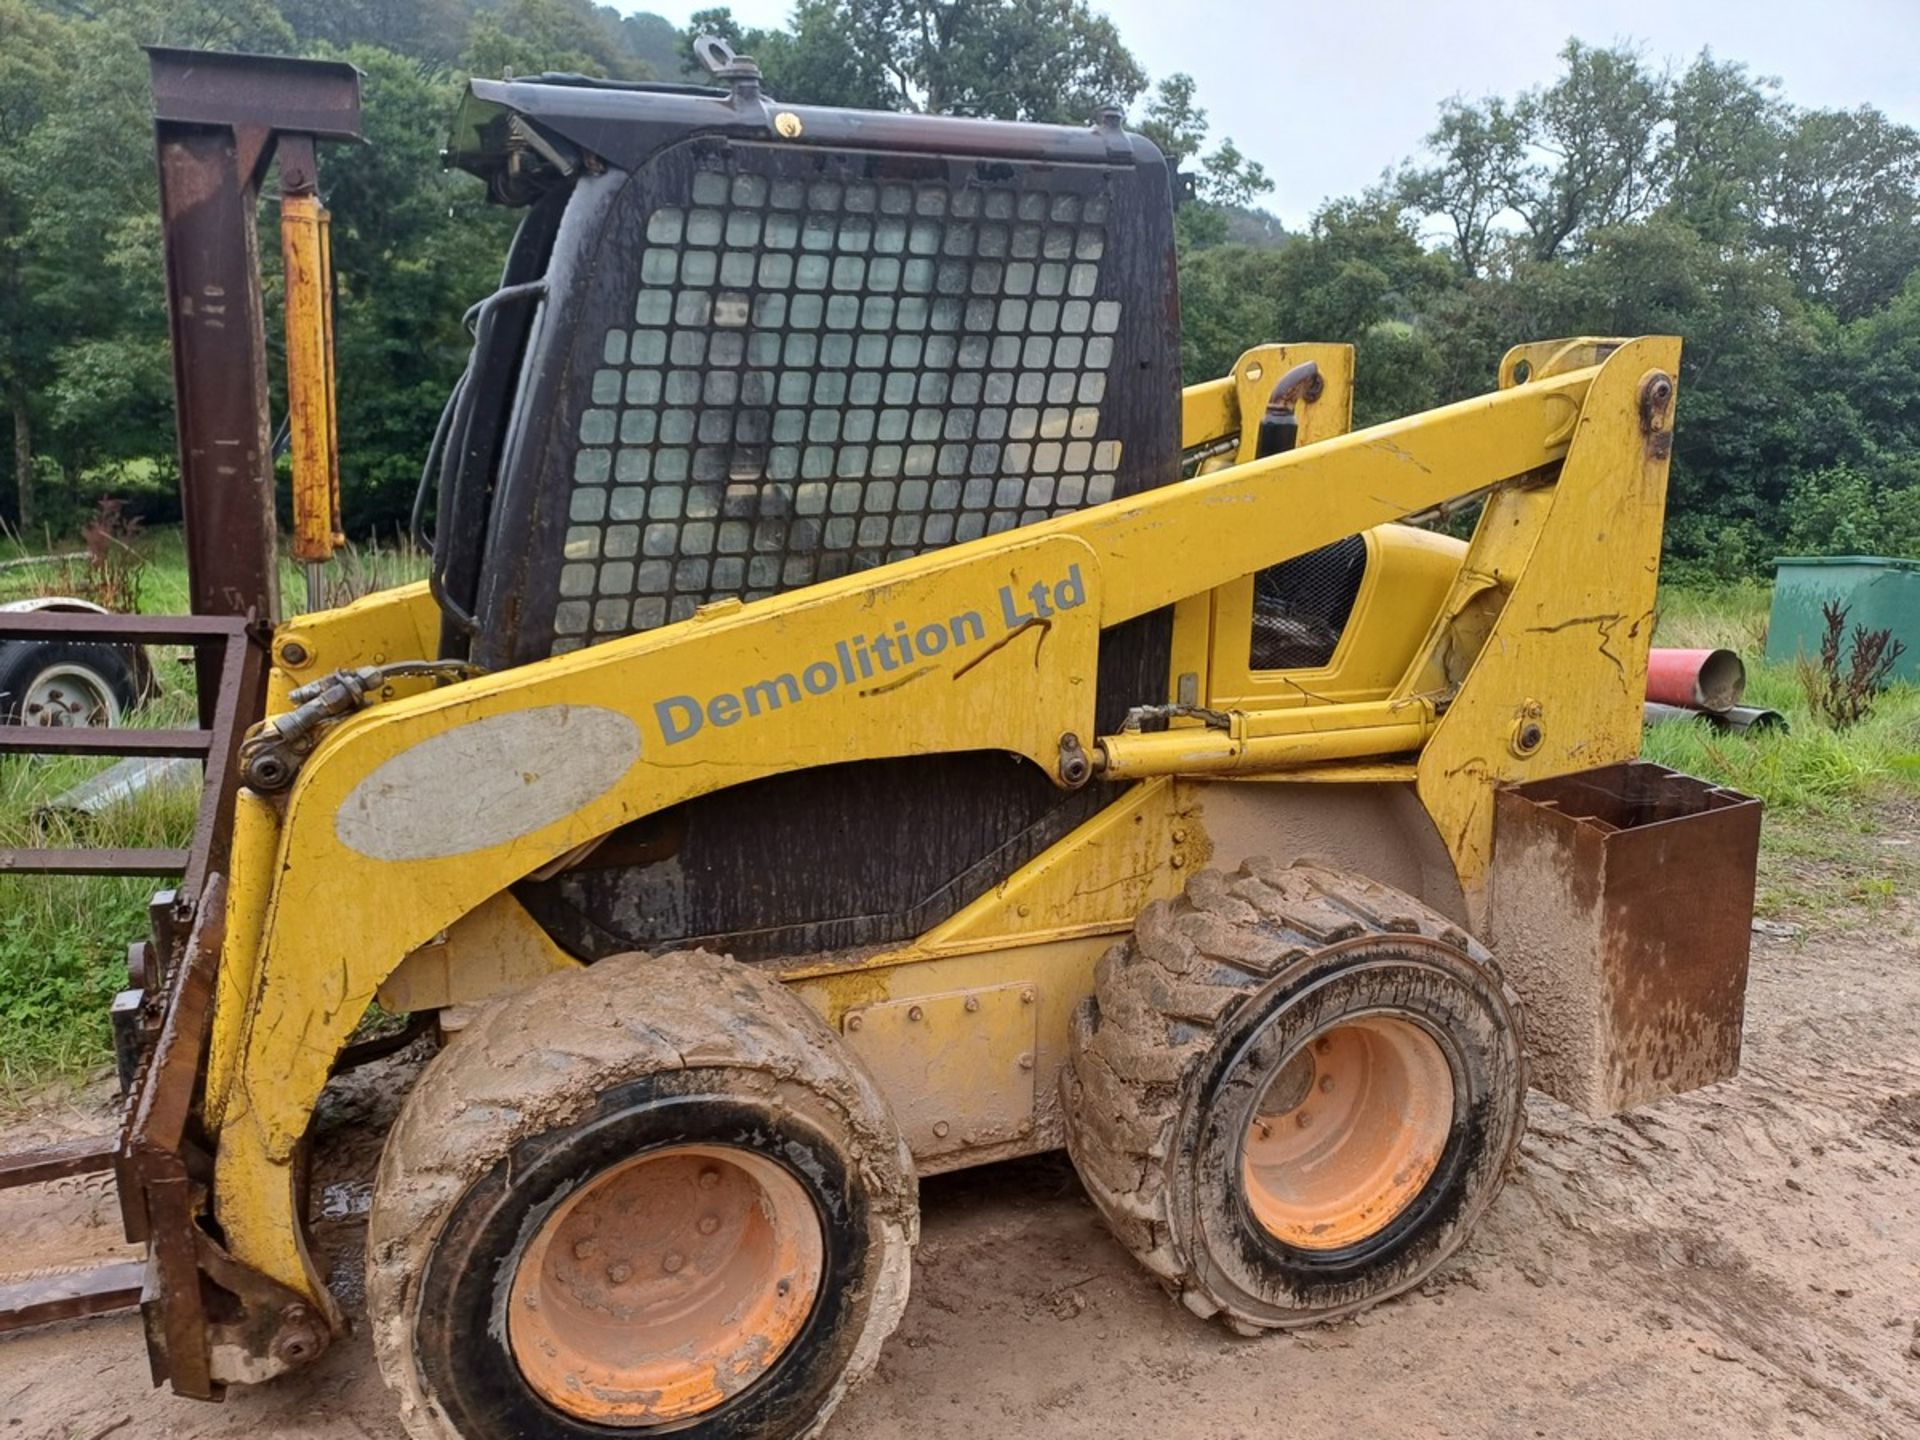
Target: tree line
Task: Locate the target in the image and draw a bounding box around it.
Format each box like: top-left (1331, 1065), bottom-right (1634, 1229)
top-left (1, 1), bottom-right (1915, 578)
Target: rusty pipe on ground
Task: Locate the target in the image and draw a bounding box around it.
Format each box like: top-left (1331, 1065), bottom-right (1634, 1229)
top-left (1646, 647), bottom-right (1745, 713)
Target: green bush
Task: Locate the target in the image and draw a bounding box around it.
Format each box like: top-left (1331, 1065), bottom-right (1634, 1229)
top-left (1781, 462), bottom-right (1920, 558)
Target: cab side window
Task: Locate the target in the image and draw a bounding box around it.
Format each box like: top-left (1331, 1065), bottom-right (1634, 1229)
top-left (1248, 536), bottom-right (1368, 671)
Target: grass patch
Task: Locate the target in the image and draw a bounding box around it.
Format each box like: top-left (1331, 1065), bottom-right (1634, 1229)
top-left (1650, 578), bottom-right (1773, 653)
top-left (0, 523), bottom-right (425, 616)
top-left (0, 690), bottom-right (201, 1095)
top-left (0, 526), bottom-right (425, 1100)
top-left (1645, 587), bottom-right (1920, 816)
top-left (1639, 685), bottom-right (1920, 813)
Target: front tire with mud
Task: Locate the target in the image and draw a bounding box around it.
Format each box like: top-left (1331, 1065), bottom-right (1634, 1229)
top-left (1064, 859), bottom-right (1526, 1332)
top-left (367, 949), bottom-right (916, 1440)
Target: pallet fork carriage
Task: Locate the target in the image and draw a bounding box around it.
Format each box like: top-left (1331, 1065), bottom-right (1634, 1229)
top-left (0, 44), bottom-right (1761, 1438)
top-left (0, 47), bottom-right (357, 1381)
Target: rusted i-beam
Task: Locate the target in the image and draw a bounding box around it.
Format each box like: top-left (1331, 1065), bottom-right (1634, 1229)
top-left (146, 47), bottom-right (362, 627)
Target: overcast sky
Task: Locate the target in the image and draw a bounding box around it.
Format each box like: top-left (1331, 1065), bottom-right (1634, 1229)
top-left (644, 0), bottom-right (1920, 227)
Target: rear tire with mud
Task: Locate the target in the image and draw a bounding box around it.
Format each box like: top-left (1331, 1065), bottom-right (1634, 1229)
top-left (366, 949), bottom-right (916, 1440)
top-left (1063, 859), bottom-right (1526, 1332)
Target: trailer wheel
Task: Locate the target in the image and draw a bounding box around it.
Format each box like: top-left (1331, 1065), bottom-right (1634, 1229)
top-left (0, 639), bottom-right (141, 727)
top-left (1063, 859), bottom-right (1526, 1331)
top-left (367, 949), bottom-right (916, 1440)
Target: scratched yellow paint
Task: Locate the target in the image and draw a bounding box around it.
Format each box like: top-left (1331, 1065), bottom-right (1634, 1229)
top-left (917, 777), bottom-right (1194, 948)
top-left (265, 581), bottom-right (442, 712)
top-left (1416, 335), bottom-right (1681, 925)
top-left (211, 533), bottom-right (1107, 1297)
top-left (375, 891), bottom-right (578, 1013)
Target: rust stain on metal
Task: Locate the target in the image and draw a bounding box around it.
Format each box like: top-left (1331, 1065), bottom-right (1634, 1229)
top-left (0, 1262), bottom-right (145, 1334)
top-left (0, 1134), bottom-right (117, 1190)
top-left (148, 47), bottom-right (362, 627)
top-left (859, 663), bottom-right (936, 697)
top-left (950, 614), bottom-right (1051, 680)
top-left (0, 615), bottom-right (261, 881)
top-left (1487, 761), bottom-right (1761, 1117)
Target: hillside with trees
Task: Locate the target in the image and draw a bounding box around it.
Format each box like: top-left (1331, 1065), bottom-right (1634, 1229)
top-left (1, 0), bottom-right (1916, 578)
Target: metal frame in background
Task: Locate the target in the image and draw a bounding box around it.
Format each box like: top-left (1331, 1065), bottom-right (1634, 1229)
top-left (0, 613), bottom-right (264, 1347)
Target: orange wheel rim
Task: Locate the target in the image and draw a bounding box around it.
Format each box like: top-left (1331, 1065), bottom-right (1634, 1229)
top-left (1240, 1017), bottom-right (1454, 1251)
top-left (507, 1144), bottom-right (824, 1425)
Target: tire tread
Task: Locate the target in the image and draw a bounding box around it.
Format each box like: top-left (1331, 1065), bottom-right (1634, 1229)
top-left (1063, 859), bottom-right (1525, 1328)
top-left (366, 949), bottom-right (915, 1440)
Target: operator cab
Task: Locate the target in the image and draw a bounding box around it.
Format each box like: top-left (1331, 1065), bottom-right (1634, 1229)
top-left (428, 42), bottom-right (1180, 672)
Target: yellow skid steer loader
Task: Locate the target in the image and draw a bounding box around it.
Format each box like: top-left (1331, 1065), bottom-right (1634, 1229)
top-left (0, 40), bottom-right (1761, 1440)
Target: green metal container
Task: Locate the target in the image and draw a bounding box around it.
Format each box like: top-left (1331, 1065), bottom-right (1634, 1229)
top-left (1767, 556), bottom-right (1920, 683)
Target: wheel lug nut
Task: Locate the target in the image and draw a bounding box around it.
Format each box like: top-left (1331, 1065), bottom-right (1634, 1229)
top-left (698, 1168), bottom-right (721, 1190)
top-left (606, 1262), bottom-right (632, 1284)
top-left (698, 1214), bottom-right (720, 1235)
top-left (573, 1238), bottom-right (599, 1260)
top-left (1296, 1111), bottom-right (1313, 1129)
top-left (663, 1252), bottom-right (686, 1274)
top-left (1319, 1075), bottom-right (1335, 1094)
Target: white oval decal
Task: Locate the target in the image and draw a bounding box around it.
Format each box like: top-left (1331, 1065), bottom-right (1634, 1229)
top-left (334, 705), bottom-right (640, 862)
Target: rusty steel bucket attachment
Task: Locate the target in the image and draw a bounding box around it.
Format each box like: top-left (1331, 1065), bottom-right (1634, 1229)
top-left (1487, 761), bottom-right (1762, 1117)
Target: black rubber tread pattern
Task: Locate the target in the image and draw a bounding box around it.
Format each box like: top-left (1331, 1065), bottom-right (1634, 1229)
top-left (366, 948), bottom-right (917, 1440)
top-left (1062, 858), bottom-right (1527, 1327)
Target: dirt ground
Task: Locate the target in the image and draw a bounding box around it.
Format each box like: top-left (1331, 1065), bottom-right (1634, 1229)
top-left (3, 831), bottom-right (1918, 1440)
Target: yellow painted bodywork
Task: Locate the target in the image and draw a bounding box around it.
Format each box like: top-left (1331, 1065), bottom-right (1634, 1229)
top-left (775, 778), bottom-right (1203, 1169)
top-left (1416, 341), bottom-right (1677, 923)
top-left (267, 581), bottom-right (441, 711)
top-left (1098, 696), bottom-right (1440, 778)
top-left (1208, 525), bottom-right (1467, 710)
top-left (203, 336), bottom-right (1679, 1312)
top-left (376, 891), bottom-right (578, 1013)
top-left (838, 982), bottom-right (1041, 1160)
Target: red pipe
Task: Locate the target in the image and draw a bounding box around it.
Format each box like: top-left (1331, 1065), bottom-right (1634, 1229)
top-left (1646, 648), bottom-right (1746, 713)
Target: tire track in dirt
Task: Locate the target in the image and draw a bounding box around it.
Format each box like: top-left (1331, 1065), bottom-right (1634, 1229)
top-left (1483, 907), bottom-right (1920, 1437)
